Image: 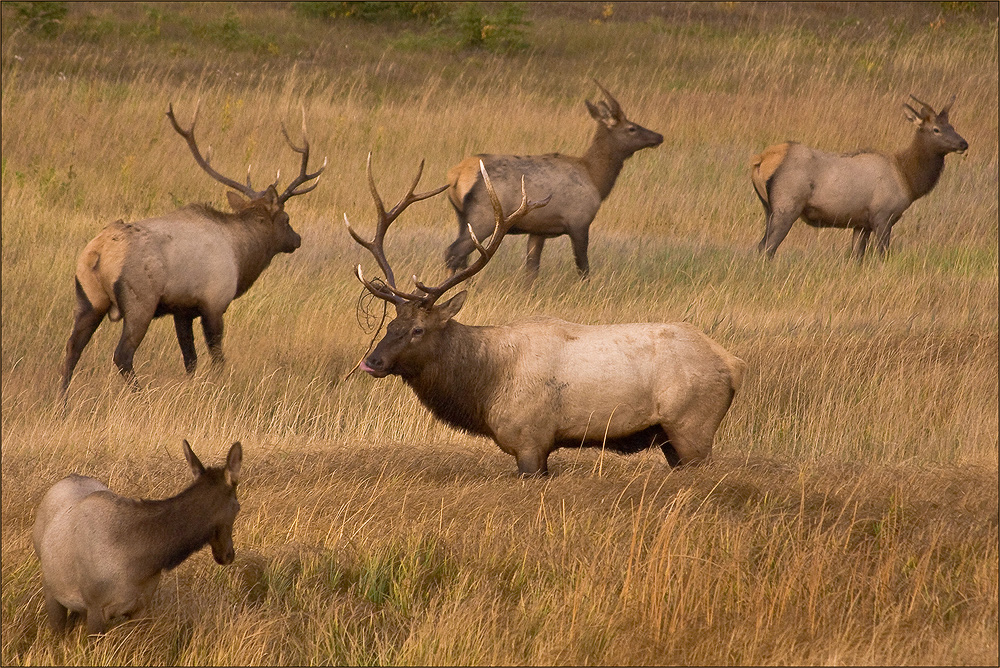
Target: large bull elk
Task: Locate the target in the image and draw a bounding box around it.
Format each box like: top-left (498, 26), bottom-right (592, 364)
top-left (444, 81), bottom-right (663, 284)
top-left (59, 102), bottom-right (326, 397)
top-left (752, 94), bottom-right (968, 259)
top-left (347, 155), bottom-right (745, 477)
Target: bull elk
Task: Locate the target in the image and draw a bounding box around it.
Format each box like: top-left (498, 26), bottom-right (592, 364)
top-left (59, 102), bottom-right (325, 397)
top-left (444, 81), bottom-right (663, 284)
top-left (347, 155), bottom-right (745, 477)
top-left (752, 94), bottom-right (968, 259)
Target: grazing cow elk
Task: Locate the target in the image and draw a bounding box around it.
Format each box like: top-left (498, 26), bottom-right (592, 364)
top-left (347, 155), bottom-right (745, 477)
top-left (444, 81), bottom-right (663, 284)
top-left (752, 94), bottom-right (968, 259)
top-left (59, 102), bottom-right (325, 396)
top-left (33, 440), bottom-right (242, 635)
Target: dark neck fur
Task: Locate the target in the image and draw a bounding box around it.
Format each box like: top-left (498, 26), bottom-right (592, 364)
top-left (401, 322), bottom-right (508, 438)
top-left (581, 129), bottom-right (629, 200)
top-left (122, 475), bottom-right (228, 576)
top-left (894, 133), bottom-right (947, 201)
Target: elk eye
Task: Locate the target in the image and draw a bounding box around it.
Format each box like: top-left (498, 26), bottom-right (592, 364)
top-left (627, 126), bottom-right (637, 133)
top-left (932, 127), bottom-right (941, 134)
top-left (412, 327), bottom-right (424, 337)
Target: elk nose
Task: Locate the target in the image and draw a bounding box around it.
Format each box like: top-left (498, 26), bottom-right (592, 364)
top-left (959, 139), bottom-right (969, 152)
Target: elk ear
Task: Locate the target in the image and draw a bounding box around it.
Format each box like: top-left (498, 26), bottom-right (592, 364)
top-left (263, 185), bottom-right (280, 208)
top-left (585, 99), bottom-right (604, 121)
top-left (182, 439), bottom-right (206, 478)
top-left (437, 290), bottom-right (467, 321)
top-left (227, 191), bottom-right (249, 212)
top-left (225, 441), bottom-right (242, 486)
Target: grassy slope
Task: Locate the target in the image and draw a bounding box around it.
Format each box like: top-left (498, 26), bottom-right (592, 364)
top-left (2, 2), bottom-right (997, 665)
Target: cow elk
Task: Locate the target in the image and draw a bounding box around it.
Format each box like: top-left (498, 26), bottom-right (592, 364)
top-left (444, 81), bottom-right (663, 284)
top-left (347, 155), bottom-right (745, 477)
top-left (59, 102), bottom-right (325, 397)
top-left (752, 94), bottom-right (968, 259)
top-left (33, 439), bottom-right (242, 635)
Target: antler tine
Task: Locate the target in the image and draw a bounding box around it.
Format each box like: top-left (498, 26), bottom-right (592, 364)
top-left (908, 94), bottom-right (936, 116)
top-left (592, 78), bottom-right (624, 119)
top-left (939, 94), bottom-right (956, 117)
top-left (346, 154), bottom-right (447, 305)
top-left (166, 100), bottom-right (260, 199)
top-left (413, 162), bottom-right (550, 307)
top-left (277, 109), bottom-right (327, 204)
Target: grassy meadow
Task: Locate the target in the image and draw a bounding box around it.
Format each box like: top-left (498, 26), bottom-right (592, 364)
top-left (2, 1), bottom-right (998, 664)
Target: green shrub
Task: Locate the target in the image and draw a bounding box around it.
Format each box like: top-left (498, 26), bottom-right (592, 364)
top-left (8, 1), bottom-right (67, 38)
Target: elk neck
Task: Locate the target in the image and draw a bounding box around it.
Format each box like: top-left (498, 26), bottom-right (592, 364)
top-left (580, 127), bottom-right (631, 200)
top-left (401, 321), bottom-right (511, 438)
top-left (893, 131), bottom-right (947, 202)
top-left (221, 214), bottom-right (280, 298)
top-left (114, 475), bottom-right (231, 577)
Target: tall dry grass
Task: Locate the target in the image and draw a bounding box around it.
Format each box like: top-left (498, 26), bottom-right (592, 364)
top-left (2, 2), bottom-right (997, 665)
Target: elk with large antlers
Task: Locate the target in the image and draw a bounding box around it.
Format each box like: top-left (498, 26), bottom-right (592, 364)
top-left (60, 102), bottom-right (326, 396)
top-left (752, 94), bottom-right (968, 259)
top-left (444, 81), bottom-right (663, 284)
top-left (348, 156), bottom-right (745, 477)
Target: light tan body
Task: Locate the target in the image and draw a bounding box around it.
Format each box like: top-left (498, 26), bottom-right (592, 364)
top-left (33, 476), bottom-right (163, 634)
top-left (77, 208), bottom-right (260, 322)
top-left (480, 318), bottom-right (746, 473)
top-left (751, 96), bottom-right (967, 259)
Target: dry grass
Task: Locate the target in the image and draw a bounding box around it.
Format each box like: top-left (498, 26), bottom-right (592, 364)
top-left (2, 2), bottom-right (997, 665)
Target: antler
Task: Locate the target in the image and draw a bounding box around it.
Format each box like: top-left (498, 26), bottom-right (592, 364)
top-left (277, 106), bottom-right (327, 204)
top-left (907, 94), bottom-right (937, 119)
top-left (345, 153), bottom-right (449, 305)
top-left (167, 100), bottom-right (261, 199)
top-left (412, 160), bottom-right (551, 307)
top-left (592, 79), bottom-right (624, 121)
top-left (167, 101), bottom-right (326, 203)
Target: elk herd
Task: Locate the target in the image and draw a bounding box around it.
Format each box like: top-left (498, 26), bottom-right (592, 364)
top-left (37, 83), bottom-right (967, 636)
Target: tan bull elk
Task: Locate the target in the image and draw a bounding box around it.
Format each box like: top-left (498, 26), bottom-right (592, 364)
top-left (59, 102), bottom-right (326, 396)
top-left (752, 94), bottom-right (968, 259)
top-left (444, 81), bottom-right (663, 284)
top-left (33, 440), bottom-right (242, 635)
top-left (347, 155), bottom-right (745, 477)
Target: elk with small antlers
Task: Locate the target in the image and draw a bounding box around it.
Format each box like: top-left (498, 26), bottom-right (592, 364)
top-left (752, 94), bottom-right (968, 259)
top-left (60, 102), bottom-right (326, 397)
top-left (347, 155), bottom-right (745, 477)
top-left (444, 81), bottom-right (663, 284)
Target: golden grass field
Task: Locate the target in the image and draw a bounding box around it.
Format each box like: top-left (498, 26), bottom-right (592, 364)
top-left (2, 2), bottom-right (997, 664)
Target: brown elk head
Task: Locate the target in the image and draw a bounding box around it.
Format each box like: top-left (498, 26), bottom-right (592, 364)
top-left (903, 94), bottom-right (968, 156)
top-left (167, 101), bottom-right (327, 253)
top-left (181, 439), bottom-right (242, 566)
top-left (585, 80), bottom-right (663, 156)
top-left (346, 155), bottom-right (549, 379)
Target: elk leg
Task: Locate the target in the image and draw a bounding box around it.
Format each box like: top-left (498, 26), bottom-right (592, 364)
top-left (85, 607), bottom-right (107, 635)
top-left (514, 449), bottom-right (550, 477)
top-left (872, 221), bottom-right (894, 257)
top-left (660, 441), bottom-right (682, 468)
top-left (524, 235), bottom-right (546, 285)
top-left (174, 313), bottom-right (198, 373)
top-left (851, 228), bottom-right (871, 260)
top-left (113, 308), bottom-right (155, 389)
top-left (43, 591), bottom-right (69, 634)
top-left (201, 312), bottom-right (225, 366)
top-left (60, 287), bottom-right (107, 396)
top-left (445, 233), bottom-right (474, 274)
top-left (760, 209), bottom-right (798, 259)
top-left (568, 228), bottom-right (590, 279)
